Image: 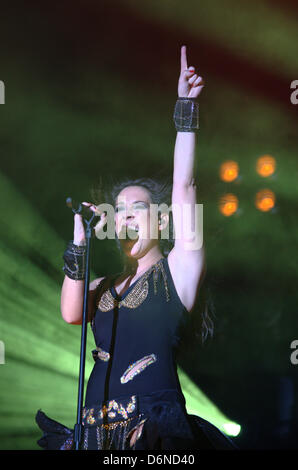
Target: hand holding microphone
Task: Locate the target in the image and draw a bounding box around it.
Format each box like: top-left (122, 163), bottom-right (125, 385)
top-left (66, 198), bottom-right (107, 246)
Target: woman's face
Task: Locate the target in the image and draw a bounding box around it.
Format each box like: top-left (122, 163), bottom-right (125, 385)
top-left (114, 185), bottom-right (160, 258)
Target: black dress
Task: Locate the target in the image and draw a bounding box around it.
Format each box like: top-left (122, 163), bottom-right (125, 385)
top-left (35, 257), bottom-right (237, 450)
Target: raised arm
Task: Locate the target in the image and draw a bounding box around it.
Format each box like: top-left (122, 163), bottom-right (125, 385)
top-left (167, 45), bottom-right (206, 313)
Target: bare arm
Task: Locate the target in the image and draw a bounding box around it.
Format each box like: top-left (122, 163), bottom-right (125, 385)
top-left (61, 276), bottom-right (104, 324)
top-left (173, 132), bottom-right (196, 186)
top-left (168, 132), bottom-right (206, 313)
top-left (61, 206), bottom-right (107, 324)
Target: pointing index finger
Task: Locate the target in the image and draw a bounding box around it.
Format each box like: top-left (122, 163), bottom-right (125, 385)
top-left (180, 45), bottom-right (188, 73)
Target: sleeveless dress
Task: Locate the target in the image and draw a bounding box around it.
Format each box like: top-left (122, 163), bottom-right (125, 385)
top-left (35, 257), bottom-right (237, 450)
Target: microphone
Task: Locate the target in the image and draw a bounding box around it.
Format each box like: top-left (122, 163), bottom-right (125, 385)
top-left (66, 198), bottom-right (100, 218)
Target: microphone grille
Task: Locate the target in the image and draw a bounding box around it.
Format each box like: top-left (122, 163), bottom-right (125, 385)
top-left (66, 197), bottom-right (73, 207)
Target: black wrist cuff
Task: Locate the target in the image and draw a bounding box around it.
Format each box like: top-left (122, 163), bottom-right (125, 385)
top-left (173, 97), bottom-right (199, 132)
top-left (63, 241), bottom-right (86, 280)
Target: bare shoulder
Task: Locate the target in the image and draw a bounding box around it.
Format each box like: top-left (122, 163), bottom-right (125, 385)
top-left (89, 276), bottom-right (106, 292)
top-left (167, 247), bottom-right (205, 313)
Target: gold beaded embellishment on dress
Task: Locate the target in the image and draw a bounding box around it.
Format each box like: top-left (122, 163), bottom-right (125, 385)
top-left (92, 346), bottom-right (110, 362)
top-left (81, 395), bottom-right (146, 450)
top-left (83, 414), bottom-right (146, 450)
top-left (97, 258), bottom-right (170, 312)
top-left (120, 354), bottom-right (157, 384)
top-left (82, 395), bottom-right (137, 425)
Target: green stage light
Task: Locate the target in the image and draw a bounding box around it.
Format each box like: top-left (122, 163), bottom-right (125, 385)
top-left (222, 422), bottom-right (241, 437)
top-left (178, 367), bottom-right (241, 437)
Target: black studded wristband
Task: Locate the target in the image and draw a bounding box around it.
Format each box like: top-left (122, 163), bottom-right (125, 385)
top-left (173, 97), bottom-right (199, 132)
top-left (62, 241), bottom-right (86, 281)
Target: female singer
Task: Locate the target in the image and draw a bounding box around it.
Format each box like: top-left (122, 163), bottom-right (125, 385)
top-left (36, 45), bottom-right (236, 450)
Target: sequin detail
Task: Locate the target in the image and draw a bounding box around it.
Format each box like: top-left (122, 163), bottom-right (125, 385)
top-left (92, 346), bottom-right (110, 362)
top-left (120, 354), bottom-right (157, 384)
top-left (82, 395), bottom-right (137, 426)
top-left (60, 437), bottom-right (74, 450)
top-left (97, 258), bottom-right (169, 312)
top-left (91, 414), bottom-right (146, 450)
top-left (83, 427), bottom-right (89, 450)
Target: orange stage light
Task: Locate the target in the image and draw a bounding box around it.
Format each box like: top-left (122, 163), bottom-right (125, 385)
top-left (219, 160), bottom-right (239, 182)
top-left (256, 155), bottom-right (276, 177)
top-left (219, 193), bottom-right (239, 216)
top-left (255, 189), bottom-right (275, 212)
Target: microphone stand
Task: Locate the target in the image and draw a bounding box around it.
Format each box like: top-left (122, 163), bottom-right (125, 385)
top-left (72, 210), bottom-right (97, 451)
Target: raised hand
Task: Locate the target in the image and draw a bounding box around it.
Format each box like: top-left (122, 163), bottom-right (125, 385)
top-left (178, 45), bottom-right (205, 98)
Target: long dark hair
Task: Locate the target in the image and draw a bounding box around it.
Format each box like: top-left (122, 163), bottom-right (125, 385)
top-left (91, 175), bottom-right (214, 345)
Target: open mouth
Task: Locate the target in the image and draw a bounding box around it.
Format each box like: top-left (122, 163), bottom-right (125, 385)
top-left (126, 224), bottom-right (139, 233)
top-left (119, 223), bottom-right (139, 240)
top-left (126, 224), bottom-right (139, 240)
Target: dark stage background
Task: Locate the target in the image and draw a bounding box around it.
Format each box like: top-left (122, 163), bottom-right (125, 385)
top-left (0, 0), bottom-right (298, 450)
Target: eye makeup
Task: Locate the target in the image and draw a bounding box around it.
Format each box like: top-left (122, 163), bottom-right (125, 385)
top-left (115, 201), bottom-right (149, 212)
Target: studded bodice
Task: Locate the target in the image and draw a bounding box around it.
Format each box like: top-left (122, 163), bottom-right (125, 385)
top-left (84, 256), bottom-right (189, 408)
